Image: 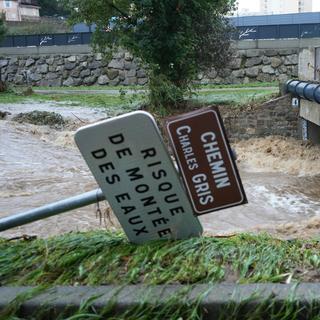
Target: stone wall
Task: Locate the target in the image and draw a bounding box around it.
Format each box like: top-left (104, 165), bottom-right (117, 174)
top-left (197, 48), bottom-right (299, 85)
top-left (0, 52), bottom-right (148, 87)
top-left (0, 47), bottom-right (299, 87)
top-left (220, 95), bottom-right (300, 141)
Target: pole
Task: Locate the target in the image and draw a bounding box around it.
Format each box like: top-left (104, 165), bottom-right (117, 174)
top-left (0, 189), bottom-right (105, 232)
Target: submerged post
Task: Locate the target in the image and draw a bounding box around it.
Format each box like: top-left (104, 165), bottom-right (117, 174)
top-left (0, 189), bottom-right (105, 232)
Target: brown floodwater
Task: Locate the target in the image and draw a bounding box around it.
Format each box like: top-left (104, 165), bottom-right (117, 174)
top-left (0, 103), bottom-right (320, 239)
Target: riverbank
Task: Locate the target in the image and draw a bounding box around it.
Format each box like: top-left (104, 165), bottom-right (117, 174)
top-left (1, 231), bottom-right (319, 286)
top-left (0, 83), bottom-right (278, 109)
top-left (0, 231), bottom-right (319, 319)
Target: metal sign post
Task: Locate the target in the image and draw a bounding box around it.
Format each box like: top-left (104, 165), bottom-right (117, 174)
top-left (75, 111), bottom-right (203, 244)
top-left (0, 189), bottom-right (105, 232)
top-left (165, 107), bottom-right (247, 215)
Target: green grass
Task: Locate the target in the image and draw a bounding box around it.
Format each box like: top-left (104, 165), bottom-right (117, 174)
top-left (0, 92), bottom-right (34, 104)
top-left (37, 85), bottom-right (143, 91)
top-left (1, 231), bottom-right (319, 286)
top-left (36, 82), bottom-right (277, 92)
top-left (0, 85), bottom-right (278, 110)
top-left (193, 88), bottom-right (278, 106)
top-left (36, 93), bottom-right (143, 109)
top-left (195, 81), bottom-right (278, 89)
top-left (0, 231), bottom-right (319, 320)
top-left (0, 91), bottom-right (144, 116)
top-left (2, 286), bottom-right (320, 320)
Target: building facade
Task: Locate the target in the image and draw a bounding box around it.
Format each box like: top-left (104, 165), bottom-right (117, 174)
top-left (259, 0), bottom-right (312, 14)
top-left (0, 0), bottom-right (40, 21)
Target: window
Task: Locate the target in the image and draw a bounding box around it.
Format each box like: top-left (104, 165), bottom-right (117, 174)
top-left (5, 1), bottom-right (11, 8)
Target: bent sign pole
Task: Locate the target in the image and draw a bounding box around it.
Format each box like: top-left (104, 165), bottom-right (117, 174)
top-left (75, 111), bottom-right (203, 244)
top-left (0, 189), bottom-right (105, 232)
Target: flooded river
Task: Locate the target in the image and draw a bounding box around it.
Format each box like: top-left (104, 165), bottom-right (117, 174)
top-left (0, 103), bottom-right (320, 239)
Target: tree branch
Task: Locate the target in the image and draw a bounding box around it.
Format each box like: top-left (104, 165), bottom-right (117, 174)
top-left (106, 0), bottom-right (129, 18)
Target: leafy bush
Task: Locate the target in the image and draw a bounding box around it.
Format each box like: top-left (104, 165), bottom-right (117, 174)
top-left (0, 15), bottom-right (6, 41)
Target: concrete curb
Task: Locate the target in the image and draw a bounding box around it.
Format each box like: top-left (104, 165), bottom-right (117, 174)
top-left (0, 284), bottom-right (320, 319)
top-left (1, 38), bottom-right (320, 56)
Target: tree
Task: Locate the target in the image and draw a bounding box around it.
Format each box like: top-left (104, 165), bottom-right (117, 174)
top-left (38, 0), bottom-right (69, 17)
top-left (0, 14), bottom-right (6, 41)
top-left (65, 0), bottom-right (236, 108)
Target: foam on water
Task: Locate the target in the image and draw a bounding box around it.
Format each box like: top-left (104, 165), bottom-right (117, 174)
top-left (252, 185), bottom-right (320, 216)
top-left (0, 106), bottom-right (319, 239)
top-left (234, 136), bottom-right (320, 176)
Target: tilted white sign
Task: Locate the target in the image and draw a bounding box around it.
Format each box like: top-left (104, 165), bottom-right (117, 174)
top-left (75, 111), bottom-right (203, 244)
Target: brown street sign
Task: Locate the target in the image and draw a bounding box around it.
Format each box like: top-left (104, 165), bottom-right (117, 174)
top-left (75, 111), bottom-right (203, 244)
top-left (165, 107), bottom-right (247, 215)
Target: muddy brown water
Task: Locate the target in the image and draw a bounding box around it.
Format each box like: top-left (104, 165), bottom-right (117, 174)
top-left (0, 103), bottom-right (320, 239)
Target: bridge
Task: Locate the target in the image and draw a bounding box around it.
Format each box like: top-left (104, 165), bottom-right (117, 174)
top-left (2, 11), bottom-right (320, 48)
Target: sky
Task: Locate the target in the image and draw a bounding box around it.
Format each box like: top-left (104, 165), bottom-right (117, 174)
top-left (237, 0), bottom-right (320, 13)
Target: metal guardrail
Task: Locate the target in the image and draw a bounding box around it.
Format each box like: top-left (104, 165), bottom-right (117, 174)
top-left (235, 23), bottom-right (320, 40)
top-left (0, 32), bottom-right (92, 48)
top-left (1, 22), bottom-right (320, 48)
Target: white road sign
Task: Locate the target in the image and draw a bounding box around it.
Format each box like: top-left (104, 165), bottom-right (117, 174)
top-left (75, 111), bottom-right (203, 244)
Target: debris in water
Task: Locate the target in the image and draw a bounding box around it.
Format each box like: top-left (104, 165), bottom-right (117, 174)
top-left (0, 110), bottom-right (11, 119)
top-left (6, 234), bottom-right (37, 242)
top-left (12, 111), bottom-right (67, 129)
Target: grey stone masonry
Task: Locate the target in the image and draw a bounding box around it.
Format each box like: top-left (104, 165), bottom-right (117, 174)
top-left (0, 52), bottom-right (148, 87)
top-left (220, 95), bottom-right (300, 141)
top-left (0, 47), bottom-right (299, 87)
top-left (195, 48), bottom-right (299, 85)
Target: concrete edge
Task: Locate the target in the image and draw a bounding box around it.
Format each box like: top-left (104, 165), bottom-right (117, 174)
top-left (0, 45), bottom-right (93, 56)
top-left (1, 38), bottom-right (320, 56)
top-left (0, 284), bottom-right (320, 319)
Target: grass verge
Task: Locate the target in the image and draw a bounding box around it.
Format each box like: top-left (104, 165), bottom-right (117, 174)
top-left (0, 84), bottom-right (278, 111)
top-left (35, 82), bottom-right (278, 92)
top-left (37, 85), bottom-right (142, 91)
top-left (0, 231), bottom-right (319, 319)
top-left (1, 231), bottom-right (319, 286)
top-left (0, 91), bottom-right (143, 116)
top-left (1, 285), bottom-right (320, 320)
top-left (193, 88), bottom-right (278, 106)
top-left (194, 81), bottom-right (278, 89)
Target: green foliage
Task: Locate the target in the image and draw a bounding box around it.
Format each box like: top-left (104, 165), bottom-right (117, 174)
top-left (148, 73), bottom-right (186, 108)
top-left (2, 286), bottom-right (320, 320)
top-left (0, 15), bottom-right (6, 43)
top-left (0, 85), bottom-right (277, 114)
top-left (65, 0), bottom-right (236, 108)
top-left (194, 88), bottom-right (278, 106)
top-left (0, 231), bottom-right (319, 286)
top-left (1, 231), bottom-right (320, 319)
top-left (0, 90), bottom-right (143, 114)
top-left (38, 0), bottom-right (70, 17)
